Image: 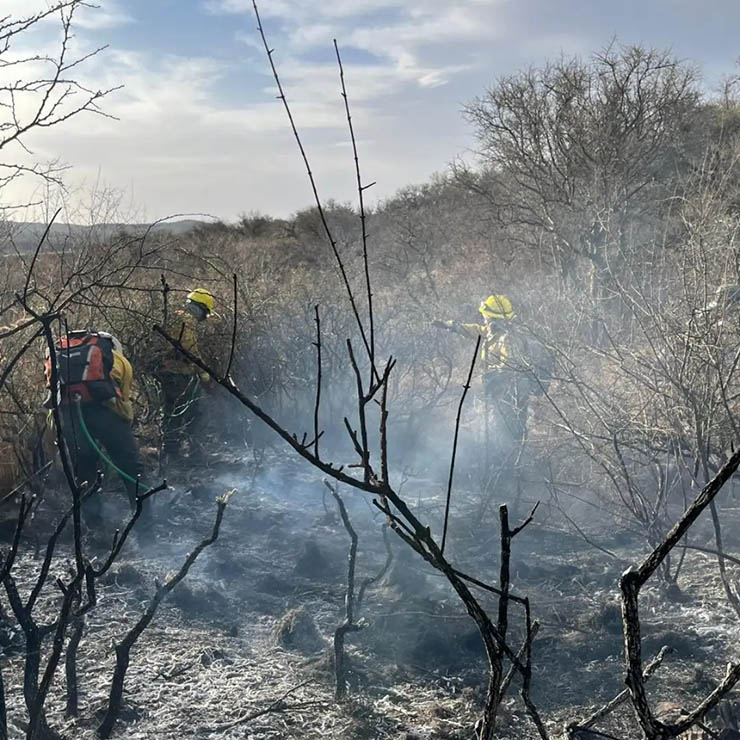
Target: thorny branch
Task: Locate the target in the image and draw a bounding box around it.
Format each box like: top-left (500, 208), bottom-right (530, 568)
top-left (334, 39), bottom-right (376, 376)
top-left (251, 0), bottom-right (378, 382)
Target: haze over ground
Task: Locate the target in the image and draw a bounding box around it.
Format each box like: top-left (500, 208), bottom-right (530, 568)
top-left (2, 0), bottom-right (740, 223)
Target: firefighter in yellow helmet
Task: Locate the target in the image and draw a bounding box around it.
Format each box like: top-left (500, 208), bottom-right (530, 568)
top-left (434, 294), bottom-right (515, 376)
top-left (433, 295), bottom-right (551, 443)
top-left (157, 288), bottom-right (215, 462)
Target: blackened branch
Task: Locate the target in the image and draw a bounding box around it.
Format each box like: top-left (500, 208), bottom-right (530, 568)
top-left (357, 523), bottom-right (393, 612)
top-left (620, 449), bottom-right (740, 737)
top-left (160, 273), bottom-right (170, 325)
top-left (98, 493), bottom-right (231, 739)
top-left (225, 273), bottom-right (238, 379)
top-left (442, 335), bottom-right (480, 554)
top-left (325, 481), bottom-right (364, 699)
top-left (346, 339), bottom-right (371, 482)
top-left (313, 305), bottom-right (322, 459)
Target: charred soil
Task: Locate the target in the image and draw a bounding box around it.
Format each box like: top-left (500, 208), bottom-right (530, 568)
top-left (4, 451), bottom-right (740, 739)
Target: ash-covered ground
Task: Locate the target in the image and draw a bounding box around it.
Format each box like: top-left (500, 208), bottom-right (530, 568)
top-left (4, 445), bottom-right (740, 739)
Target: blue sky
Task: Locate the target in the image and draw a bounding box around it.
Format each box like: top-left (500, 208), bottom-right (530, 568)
top-left (3, 0), bottom-right (740, 223)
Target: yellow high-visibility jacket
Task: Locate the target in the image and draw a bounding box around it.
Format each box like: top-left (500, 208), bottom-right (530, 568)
top-left (442, 320), bottom-right (554, 396)
top-left (161, 309), bottom-right (202, 375)
top-left (107, 350), bottom-right (134, 422)
top-left (443, 321), bottom-right (509, 372)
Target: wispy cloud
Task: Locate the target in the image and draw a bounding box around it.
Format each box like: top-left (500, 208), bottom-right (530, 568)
top-left (1, 0), bottom-right (132, 30)
top-left (74, 0), bottom-right (133, 31)
top-left (215, 0), bottom-right (505, 86)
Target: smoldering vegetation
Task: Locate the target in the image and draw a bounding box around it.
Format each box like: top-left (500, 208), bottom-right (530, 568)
top-left (3, 10), bottom-right (740, 739)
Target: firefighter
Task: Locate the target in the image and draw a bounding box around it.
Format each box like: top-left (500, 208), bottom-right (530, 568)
top-left (433, 295), bottom-right (552, 444)
top-left (45, 330), bottom-right (143, 520)
top-left (157, 288), bottom-right (214, 462)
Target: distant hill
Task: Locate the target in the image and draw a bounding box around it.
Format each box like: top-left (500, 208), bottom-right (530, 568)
top-left (0, 219), bottom-right (204, 254)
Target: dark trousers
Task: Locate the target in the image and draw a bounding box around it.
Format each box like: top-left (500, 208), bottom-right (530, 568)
top-left (60, 403), bottom-right (142, 512)
top-left (159, 373), bottom-right (201, 455)
top-left (484, 371), bottom-right (530, 445)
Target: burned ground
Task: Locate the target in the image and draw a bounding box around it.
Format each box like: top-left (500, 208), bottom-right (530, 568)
top-left (4, 447), bottom-right (740, 740)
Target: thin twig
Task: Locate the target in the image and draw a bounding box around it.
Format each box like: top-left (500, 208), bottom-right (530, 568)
top-left (160, 273), bottom-right (170, 326)
top-left (0, 495), bottom-right (31, 581)
top-left (23, 208), bottom-right (61, 302)
top-left (251, 1), bottom-right (378, 381)
top-left (30, 308), bottom-right (84, 574)
top-left (442, 335), bottom-right (480, 555)
top-left (0, 460), bottom-right (51, 506)
top-left (682, 543), bottom-right (740, 567)
top-left (379, 365), bottom-right (390, 485)
top-left (225, 273), bottom-right (238, 379)
top-left (334, 39), bottom-right (375, 375)
top-left (313, 305), bottom-right (321, 459)
top-left (499, 621), bottom-right (540, 699)
top-left (569, 646), bottom-right (673, 733)
top-left (357, 523), bottom-right (393, 611)
top-left (203, 680), bottom-right (314, 732)
top-left (346, 339), bottom-right (371, 483)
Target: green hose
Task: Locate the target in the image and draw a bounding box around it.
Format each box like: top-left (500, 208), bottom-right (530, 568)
top-left (74, 399), bottom-right (151, 494)
top-left (167, 375), bottom-right (201, 419)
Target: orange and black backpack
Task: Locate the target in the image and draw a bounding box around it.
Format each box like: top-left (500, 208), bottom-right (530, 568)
top-left (45, 330), bottom-right (119, 403)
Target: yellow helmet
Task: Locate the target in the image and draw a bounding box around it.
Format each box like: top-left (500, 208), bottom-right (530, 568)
top-left (479, 295), bottom-right (514, 320)
top-left (186, 288), bottom-right (214, 315)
